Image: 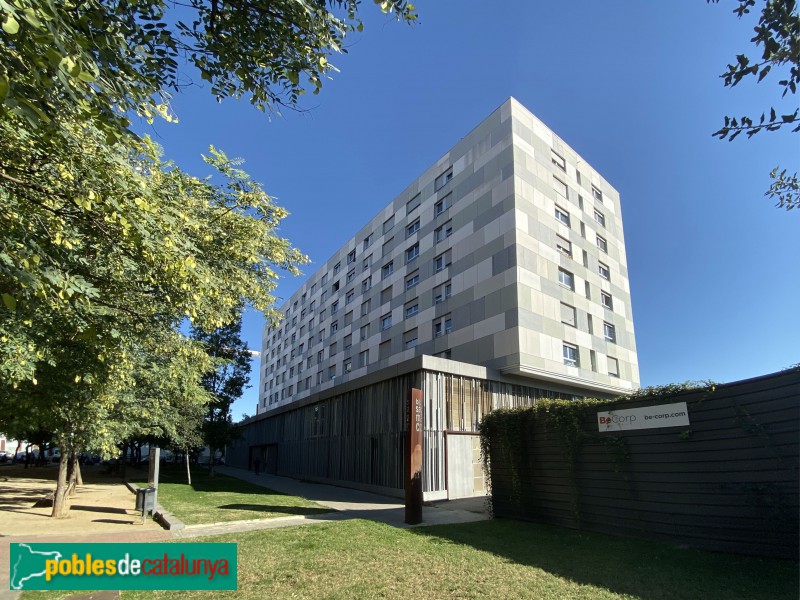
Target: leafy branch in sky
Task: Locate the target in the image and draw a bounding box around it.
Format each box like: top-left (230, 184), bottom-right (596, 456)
top-left (708, 0), bottom-right (799, 211)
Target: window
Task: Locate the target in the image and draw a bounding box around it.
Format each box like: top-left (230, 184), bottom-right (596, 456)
top-left (361, 276), bottom-right (372, 293)
top-left (307, 356), bottom-right (313, 368)
top-left (363, 233), bottom-right (373, 250)
top-left (596, 235), bottom-right (608, 253)
top-left (346, 269), bottom-right (356, 284)
top-left (434, 221), bottom-right (453, 242)
top-left (434, 249), bottom-right (452, 272)
top-left (310, 300), bottom-right (316, 311)
top-left (558, 268), bottom-right (575, 290)
top-left (592, 186), bottom-right (603, 203)
top-left (405, 271), bottom-right (419, 290)
top-left (328, 365), bottom-right (336, 380)
top-left (553, 176), bottom-right (568, 197)
top-left (344, 333), bottom-right (353, 348)
top-left (601, 291), bottom-right (613, 310)
top-left (317, 349), bottom-right (324, 362)
top-left (380, 287), bottom-right (392, 305)
top-left (406, 193), bottom-right (421, 213)
top-left (321, 290), bottom-right (328, 302)
top-left (347, 249), bottom-right (356, 264)
top-left (405, 300), bottom-right (419, 318)
top-left (608, 357), bottom-right (619, 377)
top-left (379, 340), bottom-right (392, 360)
top-left (578, 195), bottom-right (584, 210)
top-left (552, 151), bottom-right (566, 171)
top-left (343, 358), bottom-right (353, 373)
top-left (345, 289), bottom-right (355, 304)
top-left (590, 350), bottom-right (597, 372)
top-left (381, 313), bottom-right (392, 331)
top-left (406, 218), bottom-right (420, 238)
top-left (344, 311), bottom-right (353, 326)
top-left (405, 243), bottom-right (419, 263)
top-left (585, 280), bottom-right (591, 300)
top-left (329, 341), bottom-right (338, 356)
top-left (580, 221), bottom-right (586, 238)
top-left (555, 205), bottom-right (570, 226)
top-left (331, 300), bottom-right (339, 314)
top-left (321, 274), bottom-right (328, 285)
top-left (434, 314), bottom-right (453, 338)
top-left (434, 281), bottom-right (452, 304)
top-left (330, 320), bottom-right (338, 334)
top-left (594, 209), bottom-right (606, 227)
top-left (403, 328), bottom-right (418, 349)
top-left (360, 324), bottom-right (370, 341)
top-left (301, 292), bottom-right (307, 303)
top-left (319, 308), bottom-right (326, 320)
top-left (582, 250), bottom-right (589, 268)
top-left (434, 193), bottom-right (452, 216)
top-left (556, 235), bottom-right (572, 258)
top-left (362, 254), bottom-right (372, 272)
top-left (604, 322), bottom-right (616, 343)
top-left (359, 349), bottom-right (369, 368)
top-left (435, 167), bottom-right (453, 191)
top-left (563, 343), bottom-right (579, 367)
top-left (383, 215), bottom-right (394, 234)
top-left (333, 262), bottom-right (341, 275)
top-left (560, 303), bottom-right (576, 327)
top-left (382, 237), bottom-right (394, 257)
top-left (382, 261), bottom-right (394, 278)
top-left (361, 298), bottom-right (371, 317)
top-left (435, 349), bottom-right (452, 359)
top-left (598, 262), bottom-right (610, 280)
top-left (587, 314), bottom-right (594, 335)
top-left (310, 283), bottom-right (317, 295)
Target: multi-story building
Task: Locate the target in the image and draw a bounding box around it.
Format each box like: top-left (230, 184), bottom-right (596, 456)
top-left (230, 97), bottom-right (639, 500)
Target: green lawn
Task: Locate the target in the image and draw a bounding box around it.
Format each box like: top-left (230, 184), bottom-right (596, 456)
top-left (21, 518), bottom-right (798, 599)
top-left (129, 465), bottom-right (330, 525)
top-left (135, 518), bottom-right (798, 599)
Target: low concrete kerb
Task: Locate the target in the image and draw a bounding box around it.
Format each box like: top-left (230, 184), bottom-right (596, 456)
top-left (123, 480), bottom-right (185, 531)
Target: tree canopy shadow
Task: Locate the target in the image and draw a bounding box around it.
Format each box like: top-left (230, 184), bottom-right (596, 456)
top-left (409, 518), bottom-right (798, 600)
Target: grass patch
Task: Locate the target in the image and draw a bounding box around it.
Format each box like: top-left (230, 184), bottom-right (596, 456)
top-left (128, 465), bottom-right (329, 525)
top-left (20, 519), bottom-right (798, 599)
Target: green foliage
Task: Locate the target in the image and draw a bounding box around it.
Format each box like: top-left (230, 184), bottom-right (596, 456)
top-left (479, 381), bottom-right (717, 521)
top-left (191, 312), bottom-right (252, 467)
top-left (767, 166), bottom-right (800, 210)
top-left (708, 0), bottom-right (799, 212)
top-left (0, 0), bottom-right (416, 141)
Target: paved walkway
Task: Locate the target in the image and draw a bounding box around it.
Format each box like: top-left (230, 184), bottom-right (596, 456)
top-left (211, 466), bottom-right (489, 528)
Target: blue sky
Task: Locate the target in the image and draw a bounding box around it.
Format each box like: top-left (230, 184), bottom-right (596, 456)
top-left (141, 2), bottom-right (799, 420)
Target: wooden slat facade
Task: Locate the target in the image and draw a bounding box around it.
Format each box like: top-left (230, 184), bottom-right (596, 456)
top-left (487, 369), bottom-right (800, 559)
top-left (229, 367), bottom-right (575, 498)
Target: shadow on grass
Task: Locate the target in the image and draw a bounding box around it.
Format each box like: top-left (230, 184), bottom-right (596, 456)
top-left (216, 503), bottom-right (332, 517)
top-left (410, 518), bottom-right (799, 600)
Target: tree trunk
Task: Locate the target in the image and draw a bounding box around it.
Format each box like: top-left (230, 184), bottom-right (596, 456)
top-left (119, 445), bottom-right (127, 479)
top-left (75, 457), bottom-right (83, 486)
top-left (67, 452), bottom-right (79, 497)
top-left (208, 447), bottom-right (216, 477)
top-left (185, 451), bottom-right (192, 486)
top-left (51, 452), bottom-right (70, 518)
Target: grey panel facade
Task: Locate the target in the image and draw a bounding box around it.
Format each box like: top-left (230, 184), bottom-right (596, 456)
top-left (258, 98), bottom-right (639, 416)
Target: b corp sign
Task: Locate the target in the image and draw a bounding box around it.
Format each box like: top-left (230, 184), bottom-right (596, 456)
top-left (597, 402), bottom-right (690, 432)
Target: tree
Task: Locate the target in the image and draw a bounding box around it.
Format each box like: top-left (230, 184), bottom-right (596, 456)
top-left (0, 0), bottom-right (415, 516)
top-left (191, 311), bottom-right (252, 476)
top-left (0, 1), bottom-right (416, 141)
top-left (709, 0), bottom-right (799, 210)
